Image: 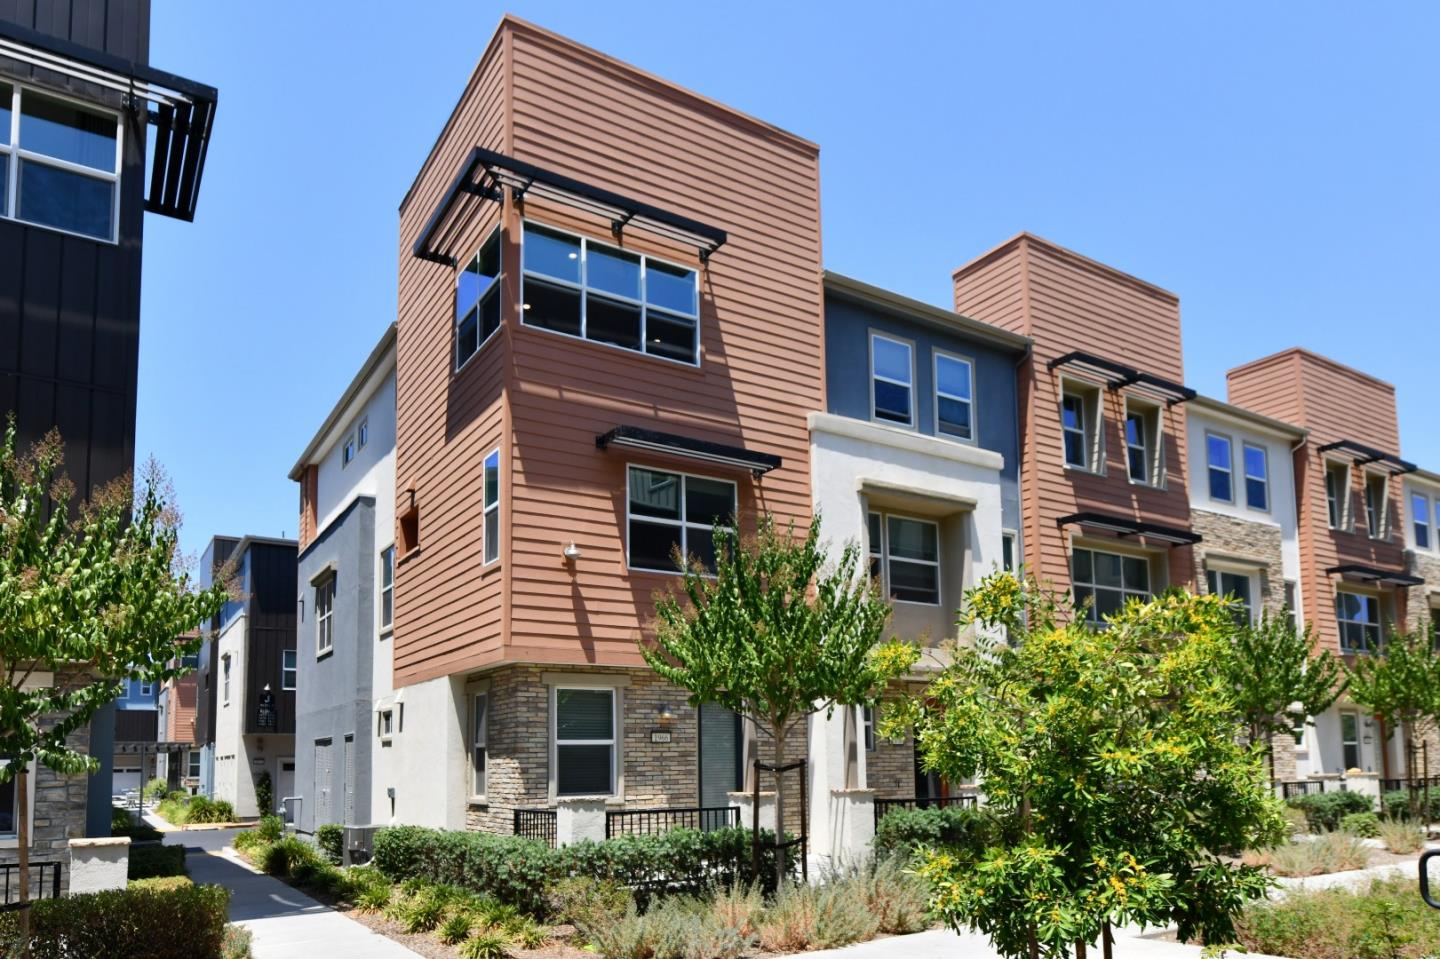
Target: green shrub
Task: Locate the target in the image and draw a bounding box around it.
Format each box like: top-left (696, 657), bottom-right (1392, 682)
top-left (129, 843), bottom-right (188, 880)
top-left (255, 770), bottom-right (273, 817)
top-left (233, 829), bottom-right (269, 854)
top-left (111, 804), bottom-right (164, 841)
top-left (458, 929), bottom-right (512, 959)
top-left (1377, 817), bottom-right (1425, 854)
top-left (315, 822), bottom-right (344, 864)
top-left (547, 875), bottom-right (635, 938)
top-left (755, 880), bottom-right (879, 952)
top-left (222, 924), bottom-right (253, 959)
top-left (508, 916), bottom-right (549, 949)
top-left (398, 894), bottom-right (447, 934)
top-left (440, 910), bottom-right (476, 945)
top-left (590, 898), bottom-right (752, 959)
top-left (258, 814), bottom-right (284, 842)
top-left (1264, 831), bottom-right (1371, 877)
top-left (1237, 876), bottom-right (1440, 958)
top-left (1381, 788), bottom-right (1440, 821)
top-left (111, 806), bottom-right (132, 831)
top-left (144, 776), bottom-right (169, 802)
top-left (258, 836), bottom-right (321, 877)
top-left (355, 882), bottom-right (393, 913)
top-left (1340, 811), bottom-right (1380, 837)
top-left (851, 857), bottom-right (931, 934)
top-left (0, 880), bottom-right (230, 959)
top-left (166, 790), bottom-right (189, 802)
top-left (130, 876), bottom-right (193, 892)
top-left (1287, 790), bottom-right (1373, 831)
top-left (872, 803), bottom-right (992, 860)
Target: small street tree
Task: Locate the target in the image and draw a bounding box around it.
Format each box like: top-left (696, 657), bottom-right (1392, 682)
top-left (0, 423), bottom-right (228, 943)
top-left (890, 573), bottom-right (1285, 959)
top-left (643, 514), bottom-right (917, 885)
top-left (1226, 614), bottom-right (1343, 781)
top-left (1344, 626), bottom-right (1440, 785)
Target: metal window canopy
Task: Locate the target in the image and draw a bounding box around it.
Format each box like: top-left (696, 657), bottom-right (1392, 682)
top-left (413, 147), bottom-right (727, 267)
top-left (1057, 510), bottom-right (1202, 547)
top-left (596, 425), bottom-right (780, 477)
top-left (1047, 350), bottom-right (1196, 406)
top-left (0, 19), bottom-right (218, 222)
top-left (1316, 439), bottom-right (1417, 476)
top-left (1325, 563), bottom-right (1424, 588)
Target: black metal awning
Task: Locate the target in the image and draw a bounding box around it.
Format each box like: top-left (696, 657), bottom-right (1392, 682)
top-left (0, 20), bottom-right (218, 222)
top-left (596, 425), bottom-right (780, 477)
top-left (1047, 350), bottom-right (1196, 406)
top-left (1057, 510), bottom-right (1202, 546)
top-left (1325, 564), bottom-right (1424, 587)
top-left (1317, 439), bottom-right (1417, 476)
top-left (413, 147), bottom-right (728, 267)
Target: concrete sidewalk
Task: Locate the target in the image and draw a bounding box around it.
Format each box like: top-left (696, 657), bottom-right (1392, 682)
top-left (184, 844), bottom-right (422, 959)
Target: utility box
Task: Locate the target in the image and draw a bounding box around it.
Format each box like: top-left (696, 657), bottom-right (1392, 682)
top-left (343, 825), bottom-right (383, 866)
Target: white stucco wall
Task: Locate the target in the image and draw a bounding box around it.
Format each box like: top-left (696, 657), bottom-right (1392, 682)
top-left (315, 371), bottom-right (397, 537)
top-left (376, 675), bottom-right (467, 829)
top-left (211, 612), bottom-right (246, 810)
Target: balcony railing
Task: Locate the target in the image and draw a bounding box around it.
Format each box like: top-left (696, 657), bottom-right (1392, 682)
top-left (512, 808), bottom-right (557, 848)
top-left (605, 805), bottom-right (739, 839)
top-left (873, 793), bottom-right (978, 830)
top-left (1277, 780), bottom-right (1330, 799)
top-left (0, 862), bottom-right (61, 910)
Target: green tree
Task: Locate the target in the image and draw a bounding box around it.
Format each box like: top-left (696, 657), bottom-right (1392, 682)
top-left (890, 573), bottom-right (1284, 959)
top-left (1226, 614), bottom-right (1344, 781)
top-left (0, 423), bottom-right (228, 946)
top-left (643, 514), bottom-right (917, 885)
top-left (1345, 626), bottom-right (1440, 784)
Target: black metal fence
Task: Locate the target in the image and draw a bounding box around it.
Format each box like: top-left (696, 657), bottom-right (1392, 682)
top-left (512, 808), bottom-right (557, 847)
top-left (0, 862), bottom-right (61, 911)
top-left (1381, 775), bottom-right (1440, 794)
top-left (1277, 780), bottom-right (1328, 799)
top-left (605, 805), bottom-right (739, 839)
top-left (873, 793), bottom-right (979, 830)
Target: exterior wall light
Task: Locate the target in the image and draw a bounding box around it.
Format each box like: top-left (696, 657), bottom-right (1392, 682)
top-left (563, 542), bottom-right (582, 561)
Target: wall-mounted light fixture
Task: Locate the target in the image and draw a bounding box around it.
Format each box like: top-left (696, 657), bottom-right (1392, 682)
top-left (563, 542), bottom-right (582, 561)
top-left (655, 703), bottom-right (676, 725)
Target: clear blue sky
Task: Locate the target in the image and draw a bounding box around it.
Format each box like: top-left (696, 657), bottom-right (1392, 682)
top-left (137, 1), bottom-right (1440, 557)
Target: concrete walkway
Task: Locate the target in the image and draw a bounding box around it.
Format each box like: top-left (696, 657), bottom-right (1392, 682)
top-left (183, 843), bottom-right (422, 959)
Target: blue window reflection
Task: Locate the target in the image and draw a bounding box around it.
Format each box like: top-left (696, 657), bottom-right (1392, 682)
top-left (19, 161), bottom-right (113, 240)
top-left (20, 92), bottom-right (115, 172)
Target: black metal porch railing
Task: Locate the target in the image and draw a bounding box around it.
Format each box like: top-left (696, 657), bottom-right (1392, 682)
top-left (0, 862), bottom-right (61, 911)
top-left (1381, 775), bottom-right (1440, 794)
top-left (605, 805), bottom-right (740, 839)
top-left (873, 793), bottom-right (979, 830)
top-left (512, 808), bottom-right (557, 847)
top-left (1277, 780), bottom-right (1328, 799)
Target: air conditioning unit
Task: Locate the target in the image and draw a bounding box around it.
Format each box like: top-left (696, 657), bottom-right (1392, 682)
top-left (343, 825), bottom-right (383, 867)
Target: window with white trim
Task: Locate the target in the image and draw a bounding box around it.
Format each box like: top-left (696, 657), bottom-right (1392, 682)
top-left (483, 449), bottom-right (500, 564)
top-left (282, 650), bottom-right (297, 691)
top-left (1125, 401), bottom-right (1160, 485)
top-left (315, 575), bottom-right (335, 656)
top-left (0, 83), bottom-right (121, 241)
top-left (627, 467), bottom-right (736, 573)
top-left (555, 687), bottom-right (615, 796)
top-left (221, 654), bottom-right (231, 704)
top-left (867, 511), bottom-right (940, 605)
top-left (471, 692), bottom-right (488, 797)
top-left (1071, 547), bottom-right (1152, 625)
top-left (342, 434), bottom-right (355, 467)
top-left (1205, 568), bottom-right (1255, 624)
top-left (1243, 443), bottom-right (1269, 511)
top-left (1002, 532), bottom-right (1017, 572)
top-left (378, 708), bottom-right (394, 740)
top-left (521, 222), bottom-right (700, 364)
top-left (1364, 473), bottom-right (1389, 539)
top-left (1206, 432), bottom-right (1233, 503)
top-left (1061, 382), bottom-right (1101, 470)
top-left (379, 545), bottom-right (395, 632)
top-left (934, 352), bottom-right (974, 440)
top-left (456, 227), bottom-right (501, 369)
top-left (0, 760), bottom-right (16, 838)
top-left (1340, 711), bottom-right (1361, 770)
top-left (1284, 580), bottom-right (1299, 629)
top-left (139, 681), bottom-right (153, 697)
top-left (357, 417), bottom-right (369, 450)
top-left (186, 750), bottom-right (201, 780)
top-left (1326, 461), bottom-right (1350, 530)
top-left (1413, 491), bottom-right (1434, 551)
top-left (861, 706), bottom-right (876, 752)
top-left (1336, 589), bottom-right (1382, 654)
top-left (871, 334), bottom-right (914, 427)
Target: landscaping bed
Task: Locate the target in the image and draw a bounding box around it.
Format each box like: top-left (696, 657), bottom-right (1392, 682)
top-left (1234, 875), bottom-right (1440, 958)
top-left (155, 790), bottom-right (238, 828)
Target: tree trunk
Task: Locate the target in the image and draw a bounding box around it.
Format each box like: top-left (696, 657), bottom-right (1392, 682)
top-left (17, 765), bottom-right (30, 955)
top-left (1075, 939), bottom-right (1087, 958)
top-left (773, 720), bottom-right (788, 889)
top-left (1102, 921), bottom-right (1114, 959)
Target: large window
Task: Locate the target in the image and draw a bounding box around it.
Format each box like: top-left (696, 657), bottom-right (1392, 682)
top-left (627, 467), bottom-right (736, 574)
top-left (315, 576), bottom-right (335, 656)
top-left (934, 352), bottom-right (974, 440)
top-left (1364, 473), bottom-right (1389, 539)
top-left (555, 687), bottom-right (615, 796)
top-left (471, 692), bottom-right (488, 798)
top-left (1206, 568), bottom-right (1255, 624)
top-left (186, 750), bottom-right (201, 780)
top-left (379, 545), bottom-right (394, 632)
top-left (1125, 401), bottom-right (1160, 485)
top-left (1072, 547), bottom-right (1152, 625)
top-left (483, 450), bottom-right (501, 564)
top-left (1326, 462), bottom-right (1350, 530)
top-left (282, 650), bottom-right (297, 691)
top-left (1336, 590), bottom-right (1382, 654)
top-left (0, 84), bottom-right (120, 241)
top-left (1413, 492), bottom-right (1433, 551)
top-left (521, 222), bottom-right (700, 364)
top-left (871, 334), bottom-right (914, 427)
top-left (867, 512), bottom-right (940, 605)
top-left (456, 228), bottom-right (501, 369)
top-left (1061, 383), bottom-right (1100, 470)
top-left (1243, 443), bottom-right (1269, 511)
top-left (1206, 433), bottom-right (1233, 503)
top-left (0, 761), bottom-right (16, 837)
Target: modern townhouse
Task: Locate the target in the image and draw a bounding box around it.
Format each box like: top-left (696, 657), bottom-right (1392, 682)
top-left (952, 233), bottom-right (1201, 614)
top-left (807, 272), bottom-right (1025, 856)
top-left (289, 326), bottom-right (397, 834)
top-left (194, 535), bottom-right (238, 800)
top-left (385, 15), bottom-right (822, 840)
top-left (1228, 348), bottom-right (1437, 784)
top-left (0, 0), bottom-right (218, 877)
top-left (154, 645), bottom-right (202, 794)
top-left (1402, 469), bottom-right (1440, 638)
top-left (110, 676), bottom-right (158, 799)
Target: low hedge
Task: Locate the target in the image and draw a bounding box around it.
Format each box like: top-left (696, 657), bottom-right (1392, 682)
top-left (872, 804), bottom-right (994, 860)
top-left (0, 880), bottom-right (230, 959)
top-left (129, 843), bottom-right (188, 880)
top-left (157, 794), bottom-right (236, 826)
top-left (1381, 788), bottom-right (1440, 822)
top-left (316, 823), bottom-right (344, 864)
top-left (372, 825), bottom-right (788, 915)
top-left (1286, 790), bottom-right (1373, 831)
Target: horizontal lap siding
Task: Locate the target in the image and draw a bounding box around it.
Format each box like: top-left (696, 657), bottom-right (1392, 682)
top-left (504, 25), bottom-right (821, 667)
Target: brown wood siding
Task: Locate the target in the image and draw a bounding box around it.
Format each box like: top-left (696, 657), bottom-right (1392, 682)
top-left (953, 234), bottom-right (1194, 594)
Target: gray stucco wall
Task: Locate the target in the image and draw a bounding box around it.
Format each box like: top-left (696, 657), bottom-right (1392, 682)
top-left (294, 497), bottom-right (376, 833)
top-left (824, 295), bottom-right (1024, 536)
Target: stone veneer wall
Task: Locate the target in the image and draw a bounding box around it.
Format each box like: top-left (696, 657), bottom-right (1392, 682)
top-left (1400, 550), bottom-right (1440, 779)
top-left (1190, 509), bottom-right (1287, 618)
top-left (866, 692), bottom-right (919, 800)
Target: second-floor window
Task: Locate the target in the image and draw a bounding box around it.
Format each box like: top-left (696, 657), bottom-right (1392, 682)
top-left (138, 682), bottom-right (152, 697)
top-left (1125, 402), bottom-right (1160, 485)
top-left (1336, 590), bottom-right (1381, 654)
top-left (521, 222), bottom-right (700, 365)
top-left (456, 228), bottom-right (501, 370)
top-left (934, 352), bottom-right (974, 440)
top-left (1060, 383), bottom-right (1100, 470)
top-left (867, 512), bottom-right (940, 605)
top-left (0, 83), bottom-right (121, 242)
top-left (483, 450), bottom-right (500, 564)
top-left (1364, 473), bottom-right (1388, 539)
top-left (282, 650), bottom-right (297, 691)
top-left (1206, 433), bottom-right (1233, 502)
top-left (627, 467), bottom-right (735, 574)
top-left (315, 576), bottom-right (335, 656)
top-left (379, 545), bottom-right (395, 631)
top-left (221, 655), bottom-right (231, 704)
top-left (870, 334), bottom-right (913, 427)
top-left (1243, 443), bottom-right (1269, 511)
top-left (1326, 461), bottom-right (1350, 530)
top-left (1072, 547), bottom-right (1151, 625)
top-left (1413, 491), bottom-right (1433, 551)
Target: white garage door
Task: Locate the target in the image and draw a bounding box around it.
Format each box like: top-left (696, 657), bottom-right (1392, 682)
top-left (112, 766), bottom-right (143, 797)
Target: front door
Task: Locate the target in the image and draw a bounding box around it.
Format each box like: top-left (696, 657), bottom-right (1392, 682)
top-left (698, 702), bottom-right (742, 825)
top-left (276, 757), bottom-right (295, 816)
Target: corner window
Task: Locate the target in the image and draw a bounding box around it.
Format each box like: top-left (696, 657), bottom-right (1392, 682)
top-left (1206, 433), bottom-right (1233, 503)
top-left (221, 655), bottom-right (232, 704)
top-left (1336, 590), bottom-right (1382, 654)
top-left (871, 334), bottom-right (914, 427)
top-left (521, 222), bottom-right (700, 365)
top-left (315, 576), bottom-right (335, 656)
top-left (282, 650), bottom-right (297, 691)
top-left (456, 228), bottom-right (502, 370)
top-left (471, 693), bottom-right (488, 797)
top-left (1413, 492), bottom-right (1433, 551)
top-left (1060, 382), bottom-right (1100, 470)
top-left (1205, 568), bottom-right (1254, 624)
top-left (1072, 547), bottom-right (1152, 625)
top-left (555, 687), bottom-right (615, 796)
top-left (379, 545), bottom-right (395, 631)
top-left (934, 352), bottom-right (974, 440)
top-left (868, 511), bottom-right (940, 605)
top-left (627, 467), bottom-right (736, 574)
top-left (0, 85), bottom-right (120, 241)
top-left (1364, 474), bottom-right (1389, 539)
top-left (1243, 443), bottom-right (1269, 511)
top-left (1326, 462), bottom-right (1350, 530)
top-left (1125, 401), bottom-right (1160, 485)
top-left (483, 450), bottom-right (500, 565)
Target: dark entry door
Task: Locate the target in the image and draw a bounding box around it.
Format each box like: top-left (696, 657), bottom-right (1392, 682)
top-left (698, 702), bottom-right (741, 817)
